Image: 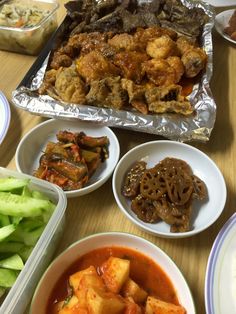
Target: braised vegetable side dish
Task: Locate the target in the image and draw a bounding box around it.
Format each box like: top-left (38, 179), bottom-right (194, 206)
top-left (39, 0), bottom-right (208, 116)
top-left (122, 157), bottom-right (207, 232)
top-left (0, 177), bottom-right (55, 299)
top-left (34, 130), bottom-right (109, 191)
top-left (48, 246), bottom-right (186, 313)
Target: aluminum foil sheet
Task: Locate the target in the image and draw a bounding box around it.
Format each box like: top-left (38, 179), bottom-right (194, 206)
top-left (12, 0), bottom-right (216, 142)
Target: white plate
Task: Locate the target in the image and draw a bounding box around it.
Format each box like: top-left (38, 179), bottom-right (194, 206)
top-left (0, 91), bottom-right (11, 145)
top-left (112, 141), bottom-right (227, 238)
top-left (205, 213), bottom-right (236, 314)
top-left (215, 9), bottom-right (236, 44)
top-left (16, 119), bottom-right (120, 198)
top-left (203, 0), bottom-right (236, 7)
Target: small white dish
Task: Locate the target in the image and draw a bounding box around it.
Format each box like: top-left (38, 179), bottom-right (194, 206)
top-left (205, 213), bottom-right (236, 314)
top-left (112, 140), bottom-right (226, 238)
top-left (16, 119), bottom-right (120, 198)
top-left (0, 91), bottom-right (11, 145)
top-left (30, 232), bottom-right (196, 314)
top-left (215, 9), bottom-right (236, 44)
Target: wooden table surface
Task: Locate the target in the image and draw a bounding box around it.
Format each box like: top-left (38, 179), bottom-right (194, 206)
top-left (0, 2), bottom-right (235, 313)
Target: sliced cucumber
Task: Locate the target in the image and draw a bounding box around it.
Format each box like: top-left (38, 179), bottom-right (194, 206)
top-left (0, 214), bottom-right (10, 227)
top-left (0, 269), bottom-right (19, 287)
top-left (0, 192), bottom-right (54, 217)
top-left (0, 178), bottom-right (29, 192)
top-left (0, 242), bottom-right (24, 253)
top-left (0, 225), bottom-right (16, 242)
top-left (0, 254), bottom-right (24, 270)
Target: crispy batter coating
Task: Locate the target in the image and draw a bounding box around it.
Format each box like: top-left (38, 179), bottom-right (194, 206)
top-left (86, 76), bottom-right (127, 109)
top-left (108, 33), bottom-right (140, 51)
top-left (114, 51), bottom-right (149, 84)
top-left (176, 36), bottom-right (197, 55)
top-left (145, 84), bottom-right (194, 115)
top-left (146, 35), bottom-right (178, 59)
top-left (54, 67), bottom-right (87, 104)
top-left (181, 47), bottom-right (207, 78)
top-left (142, 59), bottom-right (177, 86)
top-left (76, 51), bottom-right (120, 83)
top-left (166, 56), bottom-right (184, 83)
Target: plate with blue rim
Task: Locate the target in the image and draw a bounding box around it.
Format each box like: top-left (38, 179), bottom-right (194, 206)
top-left (205, 213), bottom-right (236, 314)
top-left (0, 91), bottom-right (11, 145)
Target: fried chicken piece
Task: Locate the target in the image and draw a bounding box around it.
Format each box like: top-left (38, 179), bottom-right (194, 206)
top-left (121, 79), bottom-right (148, 114)
top-left (50, 52), bottom-right (73, 70)
top-left (166, 56), bottom-right (184, 83)
top-left (86, 76), bottom-right (127, 110)
top-left (73, 32), bottom-right (115, 57)
top-left (176, 36), bottom-right (197, 55)
top-left (54, 67), bottom-right (87, 104)
top-left (134, 27), bottom-right (177, 50)
top-left (114, 51), bottom-right (149, 83)
top-left (76, 51), bottom-right (120, 83)
top-left (145, 85), bottom-right (194, 115)
top-left (146, 35), bottom-right (178, 59)
top-left (38, 69), bottom-right (58, 95)
top-left (142, 59), bottom-right (177, 86)
top-left (108, 33), bottom-right (140, 51)
top-left (181, 47), bottom-right (207, 78)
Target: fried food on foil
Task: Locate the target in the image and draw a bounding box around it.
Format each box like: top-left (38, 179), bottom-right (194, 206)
top-left (40, 20), bottom-right (207, 116)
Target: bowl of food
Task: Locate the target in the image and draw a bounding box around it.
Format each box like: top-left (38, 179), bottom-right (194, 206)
top-left (112, 140), bottom-right (226, 238)
top-left (30, 232), bottom-right (195, 313)
top-left (0, 166), bottom-right (67, 314)
top-left (16, 119), bottom-right (120, 198)
top-left (0, 0), bottom-right (58, 55)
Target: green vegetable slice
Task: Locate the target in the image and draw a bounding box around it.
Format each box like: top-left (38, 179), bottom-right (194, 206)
top-left (0, 269), bottom-right (19, 287)
top-left (0, 225), bottom-right (16, 242)
top-left (0, 254), bottom-right (24, 270)
top-left (0, 178), bottom-right (29, 192)
top-left (0, 192), bottom-right (54, 217)
top-left (0, 242), bottom-right (24, 253)
top-left (0, 214), bottom-right (10, 227)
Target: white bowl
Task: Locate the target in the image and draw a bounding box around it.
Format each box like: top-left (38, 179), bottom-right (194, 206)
top-left (16, 119), bottom-right (120, 198)
top-left (112, 140), bottom-right (227, 238)
top-left (30, 232), bottom-right (196, 314)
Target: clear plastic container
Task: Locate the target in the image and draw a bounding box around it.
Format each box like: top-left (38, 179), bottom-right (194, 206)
top-left (0, 0), bottom-right (59, 55)
top-left (0, 167), bottom-right (67, 314)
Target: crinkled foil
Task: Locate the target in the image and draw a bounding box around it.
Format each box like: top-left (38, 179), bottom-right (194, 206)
top-left (12, 0), bottom-right (216, 142)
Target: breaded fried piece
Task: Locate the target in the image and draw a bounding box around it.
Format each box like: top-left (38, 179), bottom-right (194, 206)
top-left (38, 69), bottom-right (58, 94)
top-left (108, 33), bottom-right (140, 51)
top-left (121, 79), bottom-right (148, 114)
top-left (145, 85), bottom-right (194, 115)
top-left (54, 67), bottom-right (87, 104)
top-left (176, 36), bottom-right (197, 55)
top-left (166, 56), bottom-right (184, 83)
top-left (142, 59), bottom-right (177, 86)
top-left (146, 35), bottom-right (178, 59)
top-left (76, 51), bottom-right (120, 83)
top-left (114, 51), bottom-right (149, 83)
top-left (181, 47), bottom-right (207, 78)
top-left (86, 76), bottom-right (127, 110)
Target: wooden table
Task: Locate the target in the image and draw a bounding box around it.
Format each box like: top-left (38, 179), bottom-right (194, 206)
top-left (0, 2), bottom-right (235, 313)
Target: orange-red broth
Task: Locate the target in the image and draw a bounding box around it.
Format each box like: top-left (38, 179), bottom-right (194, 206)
top-left (48, 246), bottom-right (180, 311)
